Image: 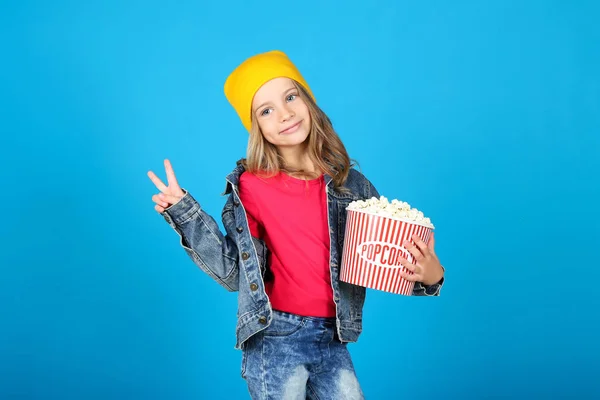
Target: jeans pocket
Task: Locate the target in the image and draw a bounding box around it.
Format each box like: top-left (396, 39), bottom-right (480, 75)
top-left (262, 313), bottom-right (306, 337)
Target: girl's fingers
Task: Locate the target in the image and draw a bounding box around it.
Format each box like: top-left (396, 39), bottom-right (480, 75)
top-left (403, 241), bottom-right (424, 261)
top-left (400, 270), bottom-right (420, 282)
top-left (428, 232), bottom-right (435, 251)
top-left (148, 171), bottom-right (168, 192)
top-left (164, 159), bottom-right (181, 189)
top-left (158, 192), bottom-right (182, 205)
top-left (411, 235), bottom-right (431, 257)
top-left (399, 257), bottom-right (417, 272)
top-left (149, 161), bottom-right (183, 214)
top-left (399, 258), bottom-right (423, 281)
top-left (152, 194), bottom-right (170, 208)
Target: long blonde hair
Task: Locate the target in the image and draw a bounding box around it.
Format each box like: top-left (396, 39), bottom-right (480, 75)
top-left (241, 80), bottom-right (356, 191)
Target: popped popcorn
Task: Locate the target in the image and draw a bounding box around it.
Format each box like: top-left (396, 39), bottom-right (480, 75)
top-left (346, 196), bottom-right (434, 228)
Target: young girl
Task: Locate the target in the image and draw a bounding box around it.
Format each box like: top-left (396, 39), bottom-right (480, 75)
top-left (147, 50), bottom-right (445, 399)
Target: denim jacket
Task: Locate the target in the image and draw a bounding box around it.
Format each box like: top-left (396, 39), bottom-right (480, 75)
top-left (161, 159), bottom-right (444, 350)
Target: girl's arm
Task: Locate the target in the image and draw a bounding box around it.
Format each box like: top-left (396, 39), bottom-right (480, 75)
top-left (162, 189), bottom-right (240, 292)
top-left (148, 160), bottom-right (239, 291)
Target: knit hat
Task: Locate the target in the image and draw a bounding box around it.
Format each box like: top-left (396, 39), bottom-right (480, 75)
top-left (224, 50), bottom-right (315, 132)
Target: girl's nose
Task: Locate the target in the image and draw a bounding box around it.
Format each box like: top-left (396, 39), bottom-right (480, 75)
top-left (281, 105), bottom-right (295, 121)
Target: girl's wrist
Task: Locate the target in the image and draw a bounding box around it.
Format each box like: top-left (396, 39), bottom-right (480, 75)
top-left (423, 265), bottom-right (444, 286)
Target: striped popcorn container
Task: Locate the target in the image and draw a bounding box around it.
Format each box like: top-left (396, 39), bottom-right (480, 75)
top-left (339, 209), bottom-right (434, 295)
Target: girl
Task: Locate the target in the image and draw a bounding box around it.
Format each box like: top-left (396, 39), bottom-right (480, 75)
top-left (148, 50), bottom-right (445, 399)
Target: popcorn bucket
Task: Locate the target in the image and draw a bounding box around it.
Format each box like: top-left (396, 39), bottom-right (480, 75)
top-left (339, 209), bottom-right (434, 295)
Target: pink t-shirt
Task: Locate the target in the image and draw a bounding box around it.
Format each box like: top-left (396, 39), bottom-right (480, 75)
top-left (238, 171), bottom-right (336, 318)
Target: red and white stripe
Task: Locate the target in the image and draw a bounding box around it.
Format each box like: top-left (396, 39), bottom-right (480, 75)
top-left (340, 210), bottom-right (433, 295)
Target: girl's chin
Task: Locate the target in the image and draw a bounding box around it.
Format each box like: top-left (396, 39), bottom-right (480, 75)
top-left (281, 132), bottom-right (310, 144)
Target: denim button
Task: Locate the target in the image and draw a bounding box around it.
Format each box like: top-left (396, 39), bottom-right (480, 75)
top-left (241, 252), bottom-right (250, 260)
top-left (258, 316), bottom-right (267, 324)
top-left (250, 283), bottom-right (258, 291)
top-left (236, 227), bottom-right (243, 233)
top-left (234, 200), bottom-right (240, 207)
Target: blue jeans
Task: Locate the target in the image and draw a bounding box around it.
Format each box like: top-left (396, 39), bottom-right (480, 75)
top-left (241, 310), bottom-right (365, 400)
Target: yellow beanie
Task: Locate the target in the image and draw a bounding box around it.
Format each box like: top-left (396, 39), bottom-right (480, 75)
top-left (224, 50), bottom-right (315, 132)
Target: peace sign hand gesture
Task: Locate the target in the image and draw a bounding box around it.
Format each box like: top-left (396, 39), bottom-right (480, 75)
top-left (147, 159), bottom-right (185, 214)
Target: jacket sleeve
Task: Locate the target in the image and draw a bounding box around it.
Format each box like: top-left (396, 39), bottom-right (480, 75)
top-left (366, 179), bottom-right (445, 297)
top-left (161, 189), bottom-right (239, 292)
top-left (412, 268), bottom-right (445, 296)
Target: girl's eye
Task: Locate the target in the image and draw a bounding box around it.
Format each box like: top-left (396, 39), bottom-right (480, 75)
top-left (286, 94), bottom-right (297, 102)
top-left (261, 108), bottom-right (272, 116)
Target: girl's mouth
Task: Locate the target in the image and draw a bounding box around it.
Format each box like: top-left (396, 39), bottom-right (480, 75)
top-left (280, 120), bottom-right (302, 134)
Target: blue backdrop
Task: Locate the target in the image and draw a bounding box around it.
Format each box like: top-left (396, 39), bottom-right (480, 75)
top-left (2, 1), bottom-right (599, 399)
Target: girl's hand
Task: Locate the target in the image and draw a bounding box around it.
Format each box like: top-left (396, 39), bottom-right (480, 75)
top-left (147, 159), bottom-right (185, 214)
top-left (399, 232), bottom-right (444, 286)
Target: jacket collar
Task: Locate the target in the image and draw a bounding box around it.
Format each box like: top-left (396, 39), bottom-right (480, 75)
top-left (222, 158), bottom-right (246, 195)
top-left (222, 158), bottom-right (333, 196)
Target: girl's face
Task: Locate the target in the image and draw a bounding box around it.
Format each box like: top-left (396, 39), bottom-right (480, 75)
top-left (251, 77), bottom-right (311, 150)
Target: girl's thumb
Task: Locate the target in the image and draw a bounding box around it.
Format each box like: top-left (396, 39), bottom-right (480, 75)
top-left (428, 231), bottom-right (435, 249)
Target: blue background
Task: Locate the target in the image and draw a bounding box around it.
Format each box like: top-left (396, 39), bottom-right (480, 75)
top-left (2, 0), bottom-right (599, 398)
